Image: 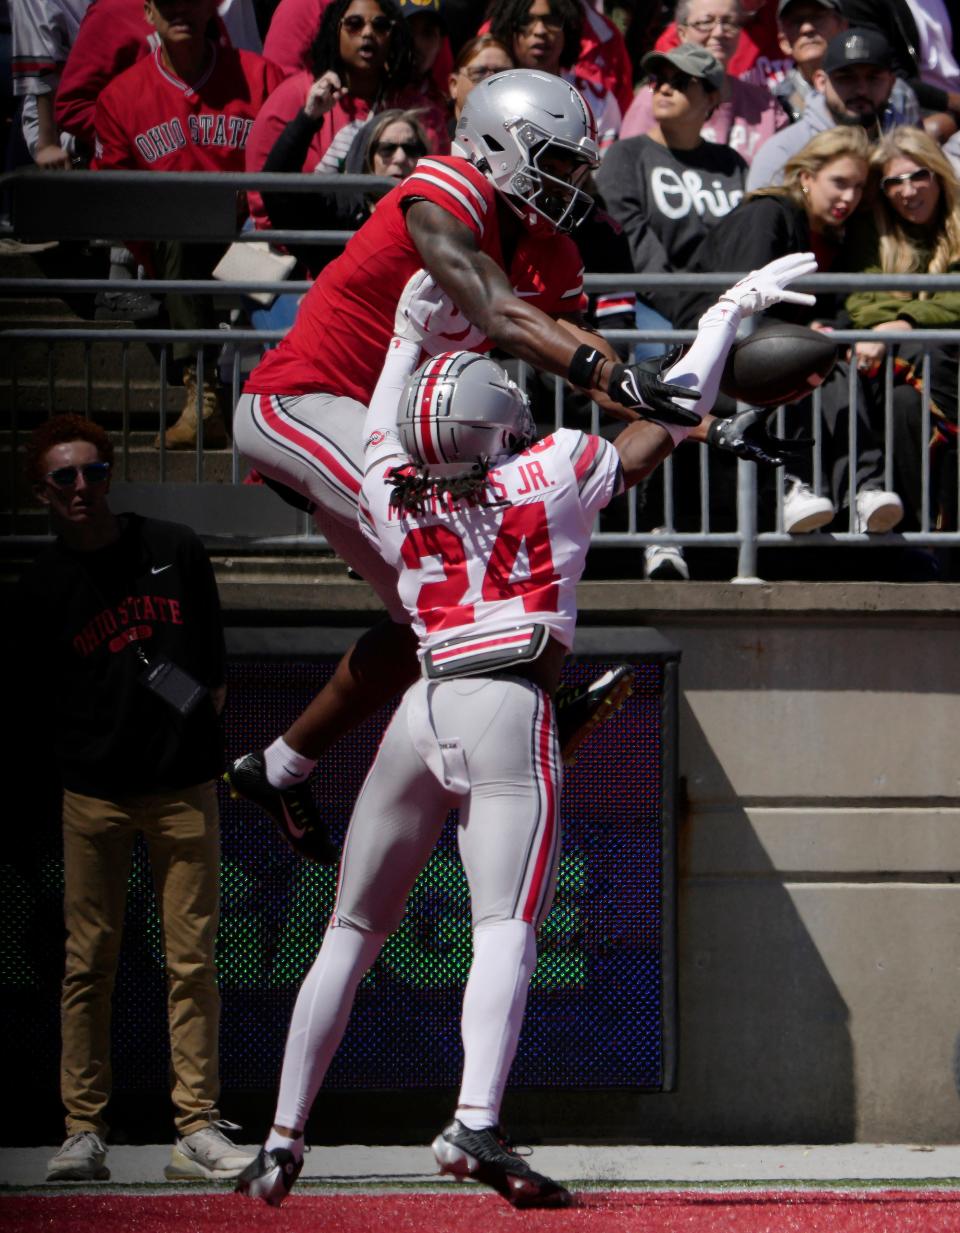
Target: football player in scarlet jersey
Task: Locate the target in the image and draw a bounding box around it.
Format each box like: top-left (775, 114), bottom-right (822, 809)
top-left (235, 252), bottom-right (817, 1208)
top-left (226, 68), bottom-right (779, 859)
top-left (227, 70), bottom-right (702, 854)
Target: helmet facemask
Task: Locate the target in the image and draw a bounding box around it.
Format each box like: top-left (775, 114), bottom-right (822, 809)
top-left (503, 124), bottom-right (596, 233)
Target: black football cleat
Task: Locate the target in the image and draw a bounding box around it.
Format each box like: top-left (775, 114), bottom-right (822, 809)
top-left (431, 1120), bottom-right (571, 1209)
top-left (224, 752), bottom-right (338, 864)
top-left (235, 1147), bottom-right (303, 1207)
top-left (555, 665), bottom-right (634, 767)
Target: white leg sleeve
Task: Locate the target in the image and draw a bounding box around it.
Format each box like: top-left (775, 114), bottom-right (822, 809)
top-left (273, 921), bottom-right (386, 1132)
top-left (456, 918), bottom-right (538, 1125)
top-left (656, 300), bottom-right (745, 446)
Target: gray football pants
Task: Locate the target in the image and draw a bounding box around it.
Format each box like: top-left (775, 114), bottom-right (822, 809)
top-left (335, 674), bottom-right (563, 934)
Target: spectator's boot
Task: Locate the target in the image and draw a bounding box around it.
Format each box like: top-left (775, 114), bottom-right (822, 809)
top-left (158, 365), bottom-right (229, 449)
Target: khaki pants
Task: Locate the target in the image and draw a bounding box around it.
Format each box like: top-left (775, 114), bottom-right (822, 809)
top-left (60, 783), bottom-right (222, 1138)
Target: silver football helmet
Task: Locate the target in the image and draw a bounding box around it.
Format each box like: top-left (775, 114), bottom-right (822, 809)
top-left (397, 351), bottom-right (535, 472)
top-left (455, 69), bottom-right (599, 233)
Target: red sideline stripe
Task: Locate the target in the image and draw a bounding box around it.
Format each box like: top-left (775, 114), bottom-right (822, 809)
top-left (5, 1189), bottom-right (958, 1232)
top-left (522, 692), bottom-right (558, 922)
top-left (258, 395), bottom-right (360, 497)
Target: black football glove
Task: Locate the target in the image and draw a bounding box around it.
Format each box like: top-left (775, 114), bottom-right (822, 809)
top-left (706, 407), bottom-right (809, 468)
top-left (606, 362), bottom-right (701, 427)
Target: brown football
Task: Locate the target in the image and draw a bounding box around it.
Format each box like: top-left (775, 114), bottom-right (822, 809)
top-left (720, 320), bottom-right (838, 407)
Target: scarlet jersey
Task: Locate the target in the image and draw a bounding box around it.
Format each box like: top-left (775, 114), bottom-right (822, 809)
top-left (245, 156), bottom-right (587, 405)
top-left (360, 426), bottom-right (622, 654)
top-left (92, 43), bottom-right (284, 171)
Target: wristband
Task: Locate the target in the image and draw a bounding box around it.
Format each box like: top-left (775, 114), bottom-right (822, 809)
top-left (568, 344), bottom-right (604, 389)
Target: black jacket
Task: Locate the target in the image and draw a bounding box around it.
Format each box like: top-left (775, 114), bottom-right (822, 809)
top-left (672, 194), bottom-right (847, 328)
top-left (18, 514), bottom-right (225, 795)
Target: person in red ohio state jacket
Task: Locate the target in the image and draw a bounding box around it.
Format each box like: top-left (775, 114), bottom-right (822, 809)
top-left (91, 0), bottom-right (284, 450)
top-left (55, 0), bottom-right (261, 159)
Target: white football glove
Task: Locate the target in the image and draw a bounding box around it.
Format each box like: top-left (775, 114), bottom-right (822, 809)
top-left (720, 252), bottom-right (818, 318)
top-left (393, 268), bottom-right (486, 353)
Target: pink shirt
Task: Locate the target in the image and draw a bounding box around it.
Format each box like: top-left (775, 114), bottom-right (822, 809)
top-left (620, 75), bottom-right (788, 165)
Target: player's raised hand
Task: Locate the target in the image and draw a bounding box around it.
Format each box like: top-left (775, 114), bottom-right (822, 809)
top-left (393, 269), bottom-right (486, 352)
top-left (720, 252), bottom-right (818, 317)
top-left (304, 72), bottom-right (346, 120)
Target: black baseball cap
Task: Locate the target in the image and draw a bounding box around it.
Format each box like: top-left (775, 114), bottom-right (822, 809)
top-left (822, 27), bottom-right (894, 73)
top-left (777, 0), bottom-right (841, 17)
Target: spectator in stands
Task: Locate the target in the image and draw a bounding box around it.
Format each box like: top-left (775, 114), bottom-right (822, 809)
top-left (747, 26), bottom-right (919, 189)
top-left (620, 0), bottom-right (789, 164)
top-left (246, 0), bottom-right (448, 230)
top-left (53, 0), bottom-right (261, 320)
top-left (679, 126), bottom-right (904, 535)
top-left (846, 127), bottom-right (960, 529)
top-left (489, 0), bottom-right (621, 153)
top-left (476, 0), bottom-right (634, 115)
top-left (92, 0), bottom-right (284, 449)
top-left (598, 44), bottom-right (748, 579)
top-left (837, 0), bottom-right (959, 140)
top-left (262, 0), bottom-right (456, 115)
top-left (260, 105), bottom-right (429, 281)
top-left (652, 0), bottom-right (792, 89)
top-left (401, 0), bottom-right (448, 136)
top-left (11, 0), bottom-right (90, 169)
top-left (597, 46), bottom-right (747, 334)
top-left (55, 0), bottom-right (261, 160)
top-left (447, 34), bottom-right (513, 122)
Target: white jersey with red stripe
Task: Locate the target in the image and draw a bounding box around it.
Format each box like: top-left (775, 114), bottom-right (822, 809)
top-left (92, 43), bottom-right (284, 171)
top-left (360, 423), bottom-right (622, 656)
top-left (244, 155), bottom-right (587, 404)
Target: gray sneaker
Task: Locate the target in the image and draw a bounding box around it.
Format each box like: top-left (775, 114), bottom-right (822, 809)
top-left (46, 1131), bottom-right (110, 1181)
top-left (165, 1119), bottom-right (257, 1181)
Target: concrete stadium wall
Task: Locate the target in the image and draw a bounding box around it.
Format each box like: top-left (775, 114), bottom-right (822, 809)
top-left (582, 583), bottom-right (960, 1145)
top-left (224, 577), bottom-right (960, 1145)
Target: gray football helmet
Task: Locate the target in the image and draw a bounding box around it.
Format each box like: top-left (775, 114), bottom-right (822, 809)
top-left (398, 351), bottom-right (535, 472)
top-left (455, 69), bottom-right (599, 233)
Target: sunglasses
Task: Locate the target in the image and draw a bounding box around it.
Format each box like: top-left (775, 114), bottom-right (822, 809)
top-left (340, 13), bottom-right (393, 35)
top-left (515, 13), bottom-right (564, 33)
top-left (459, 63), bottom-right (508, 82)
top-left (881, 167), bottom-right (934, 193)
top-left (649, 70), bottom-right (696, 92)
top-left (45, 461), bottom-right (112, 488)
top-left (373, 140), bottom-right (426, 158)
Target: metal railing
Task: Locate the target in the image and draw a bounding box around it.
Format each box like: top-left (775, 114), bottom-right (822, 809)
top-left (1, 166), bottom-right (958, 576)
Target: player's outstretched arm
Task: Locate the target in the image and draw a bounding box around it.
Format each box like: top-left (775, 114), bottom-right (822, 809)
top-left (405, 202), bottom-right (698, 426)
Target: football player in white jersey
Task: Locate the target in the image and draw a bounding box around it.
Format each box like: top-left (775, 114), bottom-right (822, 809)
top-left (235, 251), bottom-right (817, 1210)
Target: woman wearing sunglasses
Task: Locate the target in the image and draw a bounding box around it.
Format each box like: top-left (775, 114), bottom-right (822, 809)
top-left (260, 107), bottom-right (430, 279)
top-left (620, 0), bottom-right (788, 167)
top-left (846, 127), bottom-right (960, 531)
top-left (246, 0), bottom-right (447, 229)
top-left (672, 125), bottom-right (905, 539)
